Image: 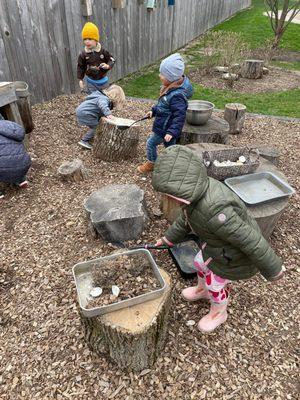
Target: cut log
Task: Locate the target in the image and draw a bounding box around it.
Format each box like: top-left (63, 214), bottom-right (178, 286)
top-left (224, 103), bottom-right (247, 135)
top-left (58, 159), bottom-right (87, 182)
top-left (84, 184), bottom-right (148, 242)
top-left (80, 268), bottom-right (172, 372)
top-left (14, 81), bottom-right (34, 134)
top-left (93, 117), bottom-right (140, 162)
top-left (160, 143), bottom-right (290, 239)
top-left (180, 116), bottom-right (229, 145)
top-left (241, 59), bottom-right (264, 79)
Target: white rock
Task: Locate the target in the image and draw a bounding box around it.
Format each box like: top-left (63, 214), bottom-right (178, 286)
top-left (238, 156), bottom-right (246, 163)
top-left (112, 285), bottom-right (120, 297)
top-left (90, 287), bottom-right (103, 298)
top-left (186, 320), bottom-right (196, 326)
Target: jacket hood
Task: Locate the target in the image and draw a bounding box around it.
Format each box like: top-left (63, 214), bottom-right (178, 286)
top-left (167, 76), bottom-right (193, 99)
top-left (152, 145), bottom-right (208, 203)
top-left (0, 120), bottom-right (25, 142)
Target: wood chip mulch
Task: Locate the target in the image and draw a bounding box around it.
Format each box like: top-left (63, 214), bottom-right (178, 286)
top-left (0, 95), bottom-right (299, 399)
top-left (189, 66), bottom-right (300, 93)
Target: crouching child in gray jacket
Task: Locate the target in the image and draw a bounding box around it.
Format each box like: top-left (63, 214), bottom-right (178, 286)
top-left (76, 85), bottom-right (125, 149)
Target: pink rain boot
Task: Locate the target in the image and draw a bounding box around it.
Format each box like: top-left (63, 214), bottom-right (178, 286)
top-left (198, 303), bottom-right (228, 333)
top-left (181, 276), bottom-right (210, 302)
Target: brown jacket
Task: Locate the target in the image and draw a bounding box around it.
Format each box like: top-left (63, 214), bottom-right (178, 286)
top-left (77, 43), bottom-right (115, 80)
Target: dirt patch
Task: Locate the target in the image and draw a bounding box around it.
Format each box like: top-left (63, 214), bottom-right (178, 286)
top-left (250, 47), bottom-right (300, 63)
top-left (0, 95), bottom-right (299, 399)
top-left (189, 66), bottom-right (300, 93)
top-left (87, 254), bottom-right (160, 308)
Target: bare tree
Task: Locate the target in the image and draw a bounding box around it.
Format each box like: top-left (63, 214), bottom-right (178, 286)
top-left (264, 1), bottom-right (300, 48)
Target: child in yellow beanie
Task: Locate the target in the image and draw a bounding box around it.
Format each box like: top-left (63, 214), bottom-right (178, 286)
top-left (77, 22), bottom-right (115, 93)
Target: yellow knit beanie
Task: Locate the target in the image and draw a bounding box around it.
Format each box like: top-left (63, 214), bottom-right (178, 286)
top-left (81, 22), bottom-right (99, 42)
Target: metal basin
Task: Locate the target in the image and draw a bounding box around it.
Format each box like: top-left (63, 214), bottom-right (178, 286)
top-left (186, 100), bottom-right (215, 125)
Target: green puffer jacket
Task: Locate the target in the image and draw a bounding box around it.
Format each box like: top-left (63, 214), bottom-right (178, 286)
top-left (152, 146), bottom-right (282, 281)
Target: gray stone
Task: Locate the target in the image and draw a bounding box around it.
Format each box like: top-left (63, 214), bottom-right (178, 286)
top-left (84, 184), bottom-right (148, 242)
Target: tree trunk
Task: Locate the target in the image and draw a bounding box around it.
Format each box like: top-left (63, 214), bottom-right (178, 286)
top-left (224, 103), bottom-right (247, 135)
top-left (93, 118), bottom-right (140, 162)
top-left (181, 116), bottom-right (229, 145)
top-left (58, 159), bottom-right (88, 182)
top-left (80, 269), bottom-right (172, 372)
top-left (241, 60), bottom-right (264, 79)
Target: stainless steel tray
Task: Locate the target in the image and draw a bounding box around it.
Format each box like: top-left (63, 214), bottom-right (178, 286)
top-left (73, 249), bottom-right (167, 318)
top-left (225, 171), bottom-right (295, 205)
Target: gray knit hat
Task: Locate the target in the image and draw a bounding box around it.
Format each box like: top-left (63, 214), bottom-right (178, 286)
top-left (159, 53), bottom-right (185, 82)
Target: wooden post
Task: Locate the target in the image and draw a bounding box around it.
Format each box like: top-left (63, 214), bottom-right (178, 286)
top-left (241, 60), bottom-right (264, 79)
top-left (80, 269), bottom-right (172, 372)
top-left (93, 118), bottom-right (140, 162)
top-left (224, 103), bottom-right (247, 135)
top-left (58, 159), bottom-right (88, 182)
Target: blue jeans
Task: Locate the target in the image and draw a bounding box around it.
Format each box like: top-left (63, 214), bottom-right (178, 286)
top-left (146, 133), bottom-right (176, 162)
top-left (82, 128), bottom-right (96, 142)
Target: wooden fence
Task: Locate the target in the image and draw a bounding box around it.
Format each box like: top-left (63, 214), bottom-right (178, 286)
top-left (0, 0), bottom-right (251, 104)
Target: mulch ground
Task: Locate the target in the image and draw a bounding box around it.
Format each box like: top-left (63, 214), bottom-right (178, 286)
top-left (0, 95), bottom-right (299, 400)
top-left (189, 66), bottom-right (300, 93)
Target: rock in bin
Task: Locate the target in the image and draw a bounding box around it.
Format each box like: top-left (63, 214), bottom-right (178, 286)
top-left (84, 184), bottom-right (148, 242)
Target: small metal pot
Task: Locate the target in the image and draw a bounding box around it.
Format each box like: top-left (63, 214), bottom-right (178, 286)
top-left (186, 100), bottom-right (215, 125)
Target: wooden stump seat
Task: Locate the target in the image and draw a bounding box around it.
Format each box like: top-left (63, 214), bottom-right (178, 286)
top-left (80, 269), bottom-right (172, 372)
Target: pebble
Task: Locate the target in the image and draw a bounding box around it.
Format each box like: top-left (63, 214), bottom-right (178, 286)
top-left (111, 285), bottom-right (120, 297)
top-left (90, 287), bottom-right (103, 298)
top-left (186, 320), bottom-right (196, 326)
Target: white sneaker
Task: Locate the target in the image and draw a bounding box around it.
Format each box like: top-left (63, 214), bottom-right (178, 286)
top-left (78, 140), bottom-right (92, 150)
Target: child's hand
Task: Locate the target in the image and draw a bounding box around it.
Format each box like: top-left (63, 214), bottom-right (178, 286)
top-left (155, 239), bottom-right (164, 247)
top-left (105, 114), bottom-right (114, 119)
top-left (100, 63), bottom-right (110, 70)
top-left (164, 134), bottom-right (173, 142)
top-left (146, 111), bottom-right (153, 119)
top-left (79, 80), bottom-right (84, 90)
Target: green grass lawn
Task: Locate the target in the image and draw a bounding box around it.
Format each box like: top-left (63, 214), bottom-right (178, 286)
top-left (119, 0), bottom-right (300, 117)
top-left (215, 0), bottom-right (300, 51)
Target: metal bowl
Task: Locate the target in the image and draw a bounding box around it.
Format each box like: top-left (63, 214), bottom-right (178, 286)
top-left (186, 100), bottom-right (215, 125)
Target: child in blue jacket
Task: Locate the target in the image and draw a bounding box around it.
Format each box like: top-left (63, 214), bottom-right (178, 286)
top-left (76, 85), bottom-right (125, 149)
top-left (137, 53), bottom-right (193, 173)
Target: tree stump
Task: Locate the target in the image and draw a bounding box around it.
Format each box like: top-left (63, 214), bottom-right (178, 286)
top-left (160, 143), bottom-right (290, 239)
top-left (80, 269), bottom-right (172, 372)
top-left (93, 117), bottom-right (140, 162)
top-left (241, 60), bottom-right (264, 79)
top-left (58, 159), bottom-right (87, 182)
top-left (84, 184), bottom-right (148, 242)
top-left (180, 116), bottom-right (229, 145)
top-left (224, 103), bottom-right (247, 135)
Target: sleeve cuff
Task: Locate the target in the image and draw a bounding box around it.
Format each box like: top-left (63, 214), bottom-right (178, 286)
top-left (162, 236), bottom-right (174, 247)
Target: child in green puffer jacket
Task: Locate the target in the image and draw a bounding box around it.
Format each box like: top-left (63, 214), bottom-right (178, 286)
top-left (153, 146), bottom-right (284, 333)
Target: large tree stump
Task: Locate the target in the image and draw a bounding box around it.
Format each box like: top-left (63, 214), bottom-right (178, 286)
top-left (224, 103), bottom-right (247, 135)
top-left (160, 143), bottom-right (290, 239)
top-left (58, 159), bottom-right (87, 182)
top-left (241, 60), bottom-right (264, 79)
top-left (84, 184), bottom-right (148, 242)
top-left (180, 116), bottom-right (229, 145)
top-left (80, 269), bottom-right (172, 372)
top-left (93, 117), bottom-right (140, 162)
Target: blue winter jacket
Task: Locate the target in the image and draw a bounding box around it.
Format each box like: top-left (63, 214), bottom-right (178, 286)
top-left (0, 121), bottom-right (31, 183)
top-left (151, 76), bottom-right (193, 139)
top-left (76, 90), bottom-right (112, 128)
